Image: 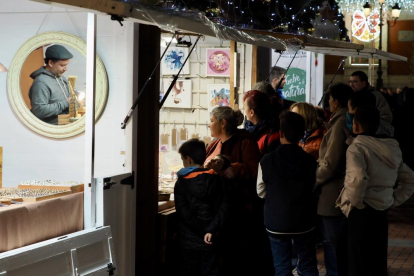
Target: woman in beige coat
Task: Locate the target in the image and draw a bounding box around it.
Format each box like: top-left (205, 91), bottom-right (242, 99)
top-left (315, 83), bottom-right (353, 276)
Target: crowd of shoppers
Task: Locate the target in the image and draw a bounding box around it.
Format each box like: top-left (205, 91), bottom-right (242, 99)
top-left (173, 67), bottom-right (414, 276)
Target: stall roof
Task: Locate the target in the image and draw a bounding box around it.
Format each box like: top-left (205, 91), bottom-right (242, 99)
top-left (242, 30), bottom-right (363, 51)
top-left (304, 46), bottom-right (407, 62)
top-left (32, 0), bottom-right (368, 54)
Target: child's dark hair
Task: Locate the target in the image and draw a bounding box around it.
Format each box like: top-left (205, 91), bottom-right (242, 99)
top-left (178, 139), bottom-right (206, 166)
top-left (280, 111), bottom-right (305, 144)
top-left (328, 83), bottom-right (354, 108)
top-left (354, 106), bottom-right (380, 134)
top-left (216, 154), bottom-right (231, 171)
top-left (348, 92), bottom-right (376, 110)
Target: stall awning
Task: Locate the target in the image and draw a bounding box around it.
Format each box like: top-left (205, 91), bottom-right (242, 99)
top-left (242, 30), bottom-right (364, 52)
top-left (304, 46), bottom-right (407, 62)
top-left (32, 0), bottom-right (371, 55)
top-left (32, 0), bottom-right (289, 51)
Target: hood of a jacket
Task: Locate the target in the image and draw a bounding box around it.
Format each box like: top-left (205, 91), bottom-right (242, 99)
top-left (30, 67), bottom-right (56, 80)
top-left (177, 167), bottom-right (219, 198)
top-left (353, 135), bottom-right (401, 169)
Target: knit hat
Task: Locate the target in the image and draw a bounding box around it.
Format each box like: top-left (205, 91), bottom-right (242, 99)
top-left (45, 45), bottom-right (73, 60)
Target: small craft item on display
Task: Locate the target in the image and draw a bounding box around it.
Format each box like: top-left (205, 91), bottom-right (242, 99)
top-left (18, 180), bottom-right (84, 194)
top-left (161, 47), bottom-right (190, 75)
top-left (203, 122), bottom-right (212, 146)
top-left (203, 136), bottom-right (212, 146)
top-left (0, 198), bottom-right (11, 205)
top-left (68, 76), bottom-right (81, 119)
top-left (160, 133), bottom-right (169, 152)
top-left (171, 126), bottom-right (178, 147)
top-left (180, 127), bottom-right (187, 144)
top-left (0, 188), bottom-right (71, 202)
top-left (206, 48), bottom-right (231, 77)
top-left (191, 122), bottom-right (199, 139)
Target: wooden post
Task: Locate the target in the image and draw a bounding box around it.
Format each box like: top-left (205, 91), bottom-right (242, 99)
top-left (230, 41), bottom-right (237, 108)
top-left (135, 24), bottom-right (160, 276)
top-left (0, 147), bottom-right (2, 188)
top-left (251, 45), bottom-right (258, 86)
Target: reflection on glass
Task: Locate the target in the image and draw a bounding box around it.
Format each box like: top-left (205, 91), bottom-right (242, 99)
top-left (21, 44), bottom-right (86, 125)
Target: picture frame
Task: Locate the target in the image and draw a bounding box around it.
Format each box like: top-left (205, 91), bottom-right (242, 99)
top-left (162, 79), bottom-right (192, 108)
top-left (207, 84), bottom-right (230, 112)
top-left (206, 48), bottom-right (231, 77)
top-left (161, 47), bottom-right (190, 75)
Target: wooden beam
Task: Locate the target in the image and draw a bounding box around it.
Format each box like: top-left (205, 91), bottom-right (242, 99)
top-left (0, 147), bottom-right (2, 188)
top-left (251, 45), bottom-right (258, 86)
top-left (230, 41), bottom-right (237, 108)
top-left (135, 24), bottom-right (160, 276)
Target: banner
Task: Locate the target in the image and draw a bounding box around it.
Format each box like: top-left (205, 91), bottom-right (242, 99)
top-left (272, 50), bottom-right (307, 102)
top-left (282, 68), bottom-right (307, 102)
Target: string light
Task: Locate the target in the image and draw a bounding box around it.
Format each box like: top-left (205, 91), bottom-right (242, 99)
top-left (160, 0), bottom-right (349, 41)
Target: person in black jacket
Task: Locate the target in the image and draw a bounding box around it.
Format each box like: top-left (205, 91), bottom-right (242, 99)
top-left (174, 139), bottom-right (228, 276)
top-left (257, 112), bottom-right (319, 276)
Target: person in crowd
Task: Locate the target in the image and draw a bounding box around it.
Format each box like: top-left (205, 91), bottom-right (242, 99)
top-left (243, 90), bottom-right (282, 156)
top-left (348, 71), bottom-right (392, 124)
top-left (393, 88), bottom-right (414, 170)
top-left (253, 80), bottom-right (294, 111)
top-left (257, 111), bottom-right (319, 276)
top-left (29, 44), bottom-right (73, 125)
top-left (321, 92), bottom-right (333, 122)
top-left (268, 66), bottom-right (287, 99)
top-left (395, 86), bottom-right (406, 108)
top-left (348, 92), bottom-right (394, 137)
top-left (385, 87), bottom-right (397, 111)
top-left (315, 105), bottom-right (327, 123)
top-left (174, 139), bottom-right (229, 276)
top-left (205, 154), bottom-right (231, 174)
top-left (204, 106), bottom-right (260, 182)
top-left (290, 102), bottom-right (327, 160)
top-left (204, 106), bottom-right (261, 275)
top-left (336, 106), bottom-right (414, 276)
top-left (315, 83), bottom-right (354, 276)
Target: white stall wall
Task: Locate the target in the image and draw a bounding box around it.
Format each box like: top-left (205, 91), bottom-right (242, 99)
top-left (0, 0), bottom-right (133, 186)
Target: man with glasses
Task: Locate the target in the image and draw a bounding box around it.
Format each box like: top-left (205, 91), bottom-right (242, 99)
top-left (349, 71), bottom-right (393, 128)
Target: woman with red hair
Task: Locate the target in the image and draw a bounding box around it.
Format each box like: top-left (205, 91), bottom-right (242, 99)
top-left (243, 90), bottom-right (282, 156)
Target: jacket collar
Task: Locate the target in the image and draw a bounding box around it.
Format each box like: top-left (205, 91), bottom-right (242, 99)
top-left (177, 167), bottom-right (202, 177)
top-left (326, 108), bottom-right (347, 130)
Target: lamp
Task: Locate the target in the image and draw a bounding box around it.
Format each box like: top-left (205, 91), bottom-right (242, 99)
top-left (363, 2), bottom-right (372, 17)
top-left (391, 3), bottom-right (401, 19)
top-left (0, 63), bottom-right (8, 73)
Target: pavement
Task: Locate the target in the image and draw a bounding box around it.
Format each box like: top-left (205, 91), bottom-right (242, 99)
top-left (294, 197), bottom-right (414, 276)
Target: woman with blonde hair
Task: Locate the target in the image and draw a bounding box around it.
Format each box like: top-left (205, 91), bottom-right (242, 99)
top-left (290, 102), bottom-right (327, 160)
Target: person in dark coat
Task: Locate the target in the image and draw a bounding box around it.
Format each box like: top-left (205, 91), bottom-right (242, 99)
top-left (257, 111), bottom-right (318, 276)
top-left (243, 90), bottom-right (282, 157)
top-left (204, 106), bottom-right (262, 275)
top-left (174, 139), bottom-right (229, 276)
top-left (393, 88), bottom-right (414, 170)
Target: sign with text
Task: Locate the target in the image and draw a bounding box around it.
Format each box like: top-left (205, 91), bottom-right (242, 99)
top-left (282, 68), bottom-right (306, 102)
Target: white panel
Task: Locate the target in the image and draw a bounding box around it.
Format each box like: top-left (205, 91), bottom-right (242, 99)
top-left (0, 227), bottom-right (117, 276)
top-left (0, 1), bottom-right (132, 187)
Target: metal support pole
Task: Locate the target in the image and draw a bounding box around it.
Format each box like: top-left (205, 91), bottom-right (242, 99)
top-left (376, 3), bottom-right (384, 91)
